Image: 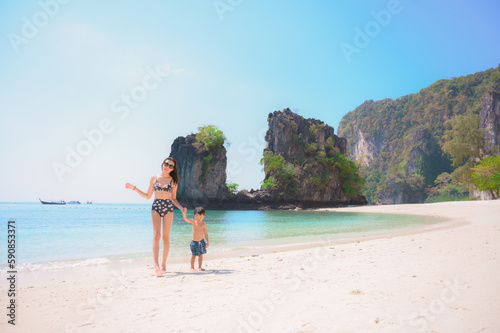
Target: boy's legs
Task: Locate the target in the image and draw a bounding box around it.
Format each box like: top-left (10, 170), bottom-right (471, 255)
top-left (198, 254), bottom-right (204, 270)
top-left (191, 255), bottom-right (197, 271)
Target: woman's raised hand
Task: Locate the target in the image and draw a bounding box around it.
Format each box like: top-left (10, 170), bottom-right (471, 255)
top-left (125, 183), bottom-right (134, 190)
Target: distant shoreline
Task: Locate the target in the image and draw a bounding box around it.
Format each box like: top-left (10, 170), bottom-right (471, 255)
top-left (8, 199), bottom-right (491, 210)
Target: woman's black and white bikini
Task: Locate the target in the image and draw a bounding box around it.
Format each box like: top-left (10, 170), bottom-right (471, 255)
top-left (151, 176), bottom-right (174, 217)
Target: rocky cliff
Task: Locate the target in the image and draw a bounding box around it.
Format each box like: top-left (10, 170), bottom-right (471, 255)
top-left (338, 65), bottom-right (500, 204)
top-left (265, 109), bottom-right (347, 160)
top-left (480, 91), bottom-right (500, 152)
top-left (169, 110), bottom-right (367, 210)
top-left (169, 134), bottom-right (229, 209)
top-left (476, 90), bottom-right (500, 200)
top-left (235, 109), bottom-right (366, 208)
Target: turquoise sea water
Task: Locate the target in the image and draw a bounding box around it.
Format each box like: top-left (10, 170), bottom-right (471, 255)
top-left (0, 202), bottom-right (437, 271)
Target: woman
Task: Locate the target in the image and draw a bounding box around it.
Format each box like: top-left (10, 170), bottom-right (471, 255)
top-left (126, 157), bottom-right (185, 277)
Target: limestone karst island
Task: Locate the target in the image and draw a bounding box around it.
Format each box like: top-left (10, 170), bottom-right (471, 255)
top-left (170, 65), bottom-right (500, 209)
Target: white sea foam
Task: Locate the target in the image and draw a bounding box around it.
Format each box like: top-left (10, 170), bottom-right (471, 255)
top-left (0, 257), bottom-right (112, 273)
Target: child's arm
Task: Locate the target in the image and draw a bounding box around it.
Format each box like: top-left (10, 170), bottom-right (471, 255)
top-left (170, 182), bottom-right (185, 211)
top-left (203, 224), bottom-right (209, 247)
top-left (181, 207), bottom-right (194, 224)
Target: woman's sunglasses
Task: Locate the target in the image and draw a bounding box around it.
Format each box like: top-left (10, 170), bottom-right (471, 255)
top-left (163, 162), bottom-right (175, 169)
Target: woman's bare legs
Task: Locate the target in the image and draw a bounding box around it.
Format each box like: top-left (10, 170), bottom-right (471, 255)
top-left (161, 212), bottom-right (174, 273)
top-left (151, 211), bottom-right (163, 277)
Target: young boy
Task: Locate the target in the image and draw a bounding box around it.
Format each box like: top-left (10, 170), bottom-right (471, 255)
top-left (182, 206), bottom-right (209, 272)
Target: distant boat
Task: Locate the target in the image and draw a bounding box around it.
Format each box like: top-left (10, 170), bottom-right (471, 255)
top-left (68, 201), bottom-right (81, 204)
top-left (39, 198), bottom-right (66, 205)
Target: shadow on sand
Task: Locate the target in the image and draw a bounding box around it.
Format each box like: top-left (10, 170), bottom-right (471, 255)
top-left (160, 269), bottom-right (235, 278)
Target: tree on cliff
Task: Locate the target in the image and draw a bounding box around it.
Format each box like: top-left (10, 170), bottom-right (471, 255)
top-left (441, 113), bottom-right (496, 194)
top-left (193, 125), bottom-right (228, 180)
top-left (442, 113), bottom-right (488, 167)
top-left (193, 125), bottom-right (228, 153)
top-left (426, 172), bottom-right (468, 202)
top-left (472, 155), bottom-right (500, 199)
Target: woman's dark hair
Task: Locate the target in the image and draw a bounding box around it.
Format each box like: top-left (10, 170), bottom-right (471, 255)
top-left (194, 206), bottom-right (205, 216)
top-left (162, 157), bottom-right (179, 184)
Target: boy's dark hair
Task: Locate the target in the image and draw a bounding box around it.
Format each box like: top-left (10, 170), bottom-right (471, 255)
top-left (194, 206), bottom-right (205, 216)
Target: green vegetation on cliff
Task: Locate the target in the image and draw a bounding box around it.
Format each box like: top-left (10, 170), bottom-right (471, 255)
top-left (193, 125), bottom-right (228, 153)
top-left (261, 120), bottom-right (365, 198)
top-left (226, 181), bottom-right (239, 198)
top-left (424, 172), bottom-right (469, 203)
top-left (338, 65), bottom-right (500, 203)
top-left (442, 113), bottom-right (489, 166)
top-left (260, 152), bottom-right (296, 193)
top-left (472, 155), bottom-right (500, 199)
top-left (193, 125), bottom-right (228, 180)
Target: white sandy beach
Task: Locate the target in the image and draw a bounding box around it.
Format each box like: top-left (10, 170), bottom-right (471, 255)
top-left (4, 199), bottom-right (500, 332)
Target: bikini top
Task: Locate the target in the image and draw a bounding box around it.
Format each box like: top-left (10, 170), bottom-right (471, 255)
top-left (154, 176), bottom-right (173, 192)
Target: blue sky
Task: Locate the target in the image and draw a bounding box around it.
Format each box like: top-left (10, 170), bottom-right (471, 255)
top-left (1, 0), bottom-right (499, 203)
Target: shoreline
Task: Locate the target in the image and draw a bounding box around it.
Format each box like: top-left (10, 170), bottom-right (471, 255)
top-left (1, 211), bottom-right (440, 277)
top-left (3, 200), bottom-right (499, 332)
top-left (9, 214), bottom-right (451, 285)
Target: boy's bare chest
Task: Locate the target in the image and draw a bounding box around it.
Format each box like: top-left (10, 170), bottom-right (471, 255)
top-left (193, 223), bottom-right (205, 231)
